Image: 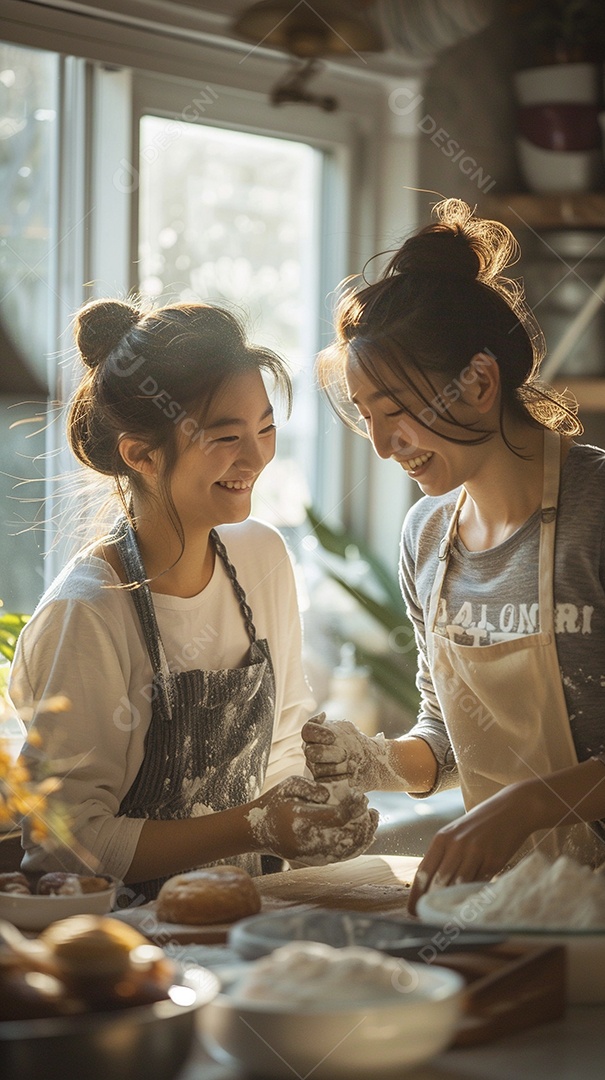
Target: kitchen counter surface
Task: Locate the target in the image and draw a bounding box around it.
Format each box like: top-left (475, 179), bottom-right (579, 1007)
top-left (181, 1007), bottom-right (605, 1080)
top-left (160, 855), bottom-right (603, 1080)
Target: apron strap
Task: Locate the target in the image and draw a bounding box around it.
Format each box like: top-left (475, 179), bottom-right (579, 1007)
top-left (108, 518), bottom-right (261, 704)
top-left (210, 529), bottom-right (259, 645)
top-left (427, 488), bottom-right (466, 664)
top-left (109, 516), bottom-right (175, 716)
top-left (538, 429), bottom-right (561, 636)
top-left (427, 429), bottom-right (562, 658)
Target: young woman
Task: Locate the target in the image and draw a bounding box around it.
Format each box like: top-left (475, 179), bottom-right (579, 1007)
top-left (302, 198), bottom-right (605, 911)
top-left (10, 299), bottom-right (377, 901)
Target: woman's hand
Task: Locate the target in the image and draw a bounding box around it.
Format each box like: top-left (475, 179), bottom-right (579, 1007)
top-left (302, 714), bottom-right (407, 792)
top-left (407, 784), bottom-right (533, 914)
top-left (247, 775), bottom-right (379, 865)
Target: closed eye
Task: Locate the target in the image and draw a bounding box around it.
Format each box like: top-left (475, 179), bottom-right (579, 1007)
top-left (213, 423), bottom-right (276, 444)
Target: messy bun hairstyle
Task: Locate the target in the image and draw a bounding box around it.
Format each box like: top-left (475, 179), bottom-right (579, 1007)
top-left (68, 298), bottom-right (292, 540)
top-left (317, 199), bottom-right (581, 448)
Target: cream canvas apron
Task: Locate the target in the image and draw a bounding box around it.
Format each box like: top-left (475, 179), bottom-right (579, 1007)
top-left (426, 429), bottom-right (604, 867)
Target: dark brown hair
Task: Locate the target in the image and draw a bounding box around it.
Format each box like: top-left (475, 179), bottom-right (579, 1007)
top-left (317, 199), bottom-right (581, 450)
top-left (68, 299), bottom-right (292, 546)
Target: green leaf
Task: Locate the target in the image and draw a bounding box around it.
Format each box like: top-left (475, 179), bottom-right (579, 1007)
top-left (305, 507), bottom-right (420, 714)
top-left (306, 506), bottom-right (403, 609)
top-left (355, 645), bottom-right (420, 713)
top-left (0, 613), bottom-right (29, 663)
top-left (325, 571), bottom-right (405, 635)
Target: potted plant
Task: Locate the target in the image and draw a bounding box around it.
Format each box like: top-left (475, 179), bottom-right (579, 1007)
top-left (305, 508), bottom-right (420, 719)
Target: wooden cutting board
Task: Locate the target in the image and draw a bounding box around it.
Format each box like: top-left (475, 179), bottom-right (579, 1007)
top-left (111, 855), bottom-right (421, 944)
top-left (256, 853), bottom-right (419, 913)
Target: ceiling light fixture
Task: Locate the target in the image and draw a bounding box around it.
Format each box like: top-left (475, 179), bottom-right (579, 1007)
top-left (232, 1), bottom-right (383, 59)
top-left (231, 1), bottom-right (384, 109)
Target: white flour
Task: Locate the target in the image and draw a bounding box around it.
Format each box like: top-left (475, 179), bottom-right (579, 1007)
top-left (245, 776), bottom-right (378, 866)
top-left (230, 941), bottom-right (413, 1006)
top-left (428, 852), bottom-right (605, 929)
top-left (289, 774), bottom-right (377, 866)
top-left (311, 718), bottom-right (408, 791)
top-left (245, 805), bottom-right (270, 830)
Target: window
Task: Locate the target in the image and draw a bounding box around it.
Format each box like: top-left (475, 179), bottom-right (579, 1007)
top-left (0, 43), bottom-right (59, 611)
top-left (137, 118), bottom-right (322, 527)
top-left (0, 31), bottom-right (381, 607)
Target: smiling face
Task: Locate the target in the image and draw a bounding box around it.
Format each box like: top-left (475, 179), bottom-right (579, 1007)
top-left (161, 368), bottom-right (277, 533)
top-left (344, 352), bottom-right (498, 497)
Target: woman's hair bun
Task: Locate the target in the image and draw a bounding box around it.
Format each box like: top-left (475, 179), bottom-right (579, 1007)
top-left (74, 298), bottom-right (141, 370)
top-left (388, 198), bottom-right (519, 285)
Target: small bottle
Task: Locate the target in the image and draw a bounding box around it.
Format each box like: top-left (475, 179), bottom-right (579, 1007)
top-left (321, 643), bottom-right (379, 737)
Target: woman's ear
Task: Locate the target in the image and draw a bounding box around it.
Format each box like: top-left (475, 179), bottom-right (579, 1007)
top-left (118, 436), bottom-right (159, 477)
top-left (462, 351), bottom-right (500, 414)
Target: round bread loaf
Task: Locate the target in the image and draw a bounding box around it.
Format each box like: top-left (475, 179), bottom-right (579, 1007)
top-left (156, 865), bottom-right (261, 925)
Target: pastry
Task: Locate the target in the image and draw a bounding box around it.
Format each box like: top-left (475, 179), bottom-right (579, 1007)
top-left (40, 915), bottom-right (175, 1008)
top-left (37, 872), bottom-right (83, 896)
top-left (0, 916), bottom-right (175, 1019)
top-left (0, 871), bottom-right (31, 895)
top-left (156, 865), bottom-right (261, 925)
top-left (36, 872), bottom-right (113, 895)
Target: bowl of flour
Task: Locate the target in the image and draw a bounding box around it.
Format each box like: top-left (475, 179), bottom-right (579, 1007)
top-left (416, 852), bottom-right (605, 1003)
top-left (199, 941), bottom-right (464, 1079)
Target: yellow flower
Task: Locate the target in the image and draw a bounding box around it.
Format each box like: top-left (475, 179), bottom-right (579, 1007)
top-left (0, 613), bottom-right (74, 853)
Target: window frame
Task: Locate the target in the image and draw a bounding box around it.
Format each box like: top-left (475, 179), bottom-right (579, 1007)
top-left (0, 13), bottom-right (387, 582)
top-left (88, 62), bottom-right (384, 531)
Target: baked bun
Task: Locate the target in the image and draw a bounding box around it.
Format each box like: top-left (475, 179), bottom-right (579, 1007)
top-left (156, 865), bottom-right (261, 926)
top-left (0, 871), bottom-right (31, 895)
top-left (39, 915), bottom-right (175, 1008)
top-left (37, 872), bottom-right (113, 895)
top-left (37, 872), bottom-right (83, 896)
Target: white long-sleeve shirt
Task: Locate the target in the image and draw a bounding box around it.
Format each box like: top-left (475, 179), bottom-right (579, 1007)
top-left (10, 518), bottom-right (314, 881)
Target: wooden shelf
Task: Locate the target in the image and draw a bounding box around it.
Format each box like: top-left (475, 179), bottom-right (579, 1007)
top-left (479, 193), bottom-right (605, 230)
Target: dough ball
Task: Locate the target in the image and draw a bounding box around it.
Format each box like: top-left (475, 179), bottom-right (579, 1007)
top-left (156, 865), bottom-right (261, 925)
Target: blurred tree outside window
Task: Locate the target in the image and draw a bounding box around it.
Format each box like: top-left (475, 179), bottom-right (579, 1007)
top-left (0, 43), bottom-right (58, 612)
top-left (138, 118), bottom-right (322, 529)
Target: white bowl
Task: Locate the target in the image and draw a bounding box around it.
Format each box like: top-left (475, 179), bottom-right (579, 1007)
top-left (0, 880), bottom-right (117, 931)
top-left (200, 960), bottom-right (464, 1079)
top-left (514, 62), bottom-right (600, 106)
top-left (516, 136), bottom-right (603, 193)
top-left (417, 882), bottom-right (605, 1004)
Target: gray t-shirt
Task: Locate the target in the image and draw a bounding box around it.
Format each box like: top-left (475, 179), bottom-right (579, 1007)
top-left (400, 441), bottom-right (605, 801)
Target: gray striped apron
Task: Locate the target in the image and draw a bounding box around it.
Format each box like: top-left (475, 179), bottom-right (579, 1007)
top-left (113, 518), bottom-right (276, 901)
